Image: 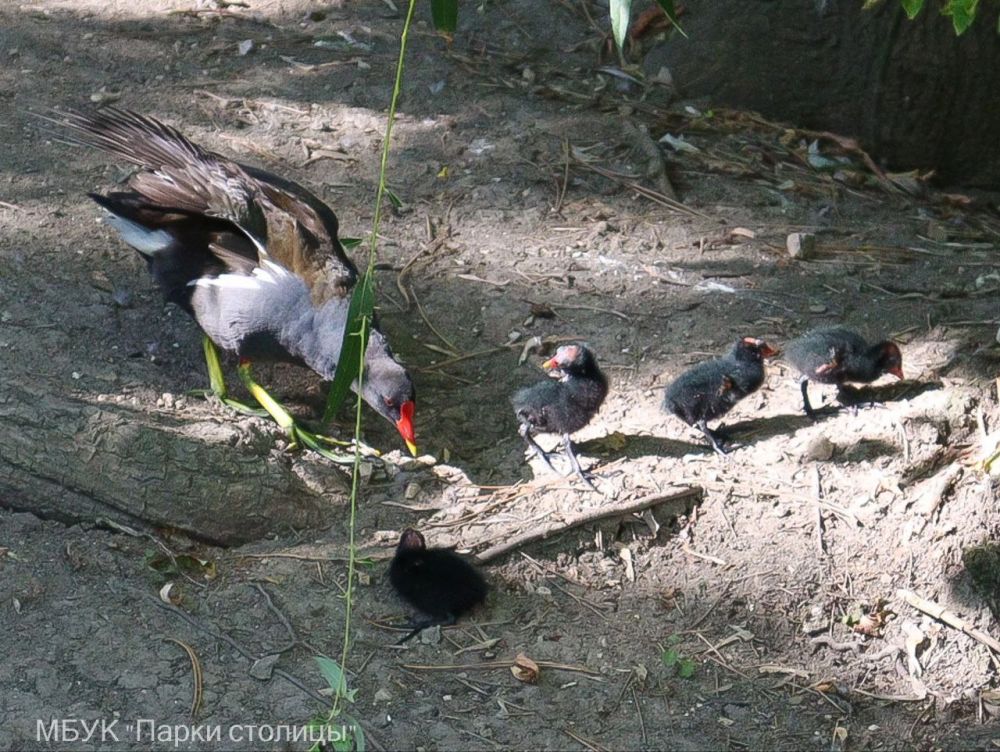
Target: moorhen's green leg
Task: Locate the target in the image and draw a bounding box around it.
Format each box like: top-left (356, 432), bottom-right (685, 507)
top-left (186, 336), bottom-right (269, 417)
top-left (236, 359), bottom-right (379, 463)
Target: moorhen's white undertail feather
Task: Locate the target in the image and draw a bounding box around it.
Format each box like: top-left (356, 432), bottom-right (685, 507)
top-left (57, 108), bottom-right (416, 455)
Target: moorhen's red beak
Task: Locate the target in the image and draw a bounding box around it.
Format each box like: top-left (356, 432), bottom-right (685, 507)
top-left (541, 357), bottom-right (559, 371)
top-left (760, 344), bottom-right (780, 358)
top-left (889, 366), bottom-right (904, 380)
top-left (396, 400), bottom-right (417, 456)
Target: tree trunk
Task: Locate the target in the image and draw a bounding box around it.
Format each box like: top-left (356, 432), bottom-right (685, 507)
top-left (644, 0), bottom-right (1000, 186)
top-left (0, 382), bottom-right (346, 545)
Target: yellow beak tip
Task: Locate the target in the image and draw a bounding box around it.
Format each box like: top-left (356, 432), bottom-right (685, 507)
top-left (405, 440), bottom-right (418, 457)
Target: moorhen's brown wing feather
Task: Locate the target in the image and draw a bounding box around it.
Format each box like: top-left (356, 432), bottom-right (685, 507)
top-left (58, 108), bottom-right (356, 302)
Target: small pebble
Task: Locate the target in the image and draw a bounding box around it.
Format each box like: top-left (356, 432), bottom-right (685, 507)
top-left (419, 625), bottom-right (441, 645)
top-left (805, 435), bottom-right (835, 461)
top-left (249, 654), bottom-right (279, 680)
top-left (786, 232), bottom-right (816, 260)
top-left (404, 481), bottom-right (421, 500)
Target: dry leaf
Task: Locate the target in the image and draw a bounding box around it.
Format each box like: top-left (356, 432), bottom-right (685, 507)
top-left (159, 582), bottom-right (182, 606)
top-left (728, 227), bottom-right (756, 241)
top-left (511, 653), bottom-right (540, 684)
top-left (529, 302), bottom-right (556, 319)
top-left (619, 547), bottom-right (636, 583)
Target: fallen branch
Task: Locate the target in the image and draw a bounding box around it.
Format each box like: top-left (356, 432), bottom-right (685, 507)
top-left (401, 659), bottom-right (601, 676)
top-left (913, 463), bottom-right (962, 532)
top-left (474, 486), bottom-right (703, 563)
top-left (898, 589), bottom-right (1000, 654)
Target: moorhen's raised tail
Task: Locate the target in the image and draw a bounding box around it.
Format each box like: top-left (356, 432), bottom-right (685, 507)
top-left (511, 343), bottom-right (608, 491)
top-left (54, 108), bottom-right (416, 458)
top-left (663, 337), bottom-right (778, 456)
top-left (388, 529), bottom-right (489, 644)
top-left (784, 327), bottom-right (903, 418)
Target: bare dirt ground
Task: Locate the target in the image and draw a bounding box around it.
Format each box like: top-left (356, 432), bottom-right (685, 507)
top-left (2, 1), bottom-right (1000, 750)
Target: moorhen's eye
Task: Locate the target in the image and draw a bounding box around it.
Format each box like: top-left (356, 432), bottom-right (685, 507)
top-left (384, 397), bottom-right (395, 408)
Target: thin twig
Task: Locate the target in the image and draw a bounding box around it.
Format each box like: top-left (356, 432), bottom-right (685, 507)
top-left (475, 487), bottom-right (703, 563)
top-left (812, 467), bottom-right (826, 556)
top-left (550, 302), bottom-right (632, 322)
top-left (898, 589), bottom-right (1000, 654)
top-left (631, 686), bottom-right (648, 745)
top-left (401, 659), bottom-right (601, 676)
top-left (163, 637), bottom-right (204, 718)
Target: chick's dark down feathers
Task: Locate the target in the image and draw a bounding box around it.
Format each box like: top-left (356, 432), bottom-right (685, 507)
top-left (389, 530), bottom-right (488, 624)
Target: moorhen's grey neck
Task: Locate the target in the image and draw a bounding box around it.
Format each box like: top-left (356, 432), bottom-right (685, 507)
top-left (511, 343), bottom-right (609, 491)
top-left (784, 327), bottom-right (903, 418)
top-left (55, 108), bottom-right (416, 455)
top-left (663, 336), bottom-right (778, 456)
top-left (388, 529), bottom-right (489, 644)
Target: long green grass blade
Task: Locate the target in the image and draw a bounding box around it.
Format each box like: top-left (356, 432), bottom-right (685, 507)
top-left (653, 0), bottom-right (688, 38)
top-left (430, 0), bottom-right (458, 33)
top-left (609, 0), bottom-right (632, 51)
top-left (322, 272), bottom-right (374, 423)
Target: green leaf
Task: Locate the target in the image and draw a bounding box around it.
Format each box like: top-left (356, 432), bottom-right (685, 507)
top-left (384, 187), bottom-right (404, 210)
top-left (900, 0), bottom-right (925, 19)
top-left (942, 0), bottom-right (978, 33)
top-left (430, 0), bottom-right (458, 34)
top-left (609, 0), bottom-right (632, 52)
top-left (315, 656), bottom-right (349, 696)
top-left (661, 647), bottom-right (679, 667)
top-left (665, 634), bottom-right (682, 646)
top-left (347, 716), bottom-right (366, 752)
top-left (322, 272), bottom-right (375, 424)
top-left (341, 237), bottom-right (363, 249)
top-left (653, 0), bottom-right (688, 38)
top-left (678, 659), bottom-right (697, 679)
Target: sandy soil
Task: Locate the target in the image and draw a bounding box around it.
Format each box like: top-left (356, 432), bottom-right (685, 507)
top-left (2, 1), bottom-right (1000, 750)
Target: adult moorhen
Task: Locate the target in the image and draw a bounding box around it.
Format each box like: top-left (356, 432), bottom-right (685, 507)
top-left (55, 108), bottom-right (416, 458)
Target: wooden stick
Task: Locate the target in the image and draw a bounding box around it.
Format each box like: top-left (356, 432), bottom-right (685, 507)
top-left (812, 467), bottom-right (826, 556)
top-left (401, 659), bottom-right (601, 676)
top-left (898, 589), bottom-right (1000, 654)
top-left (474, 486), bottom-right (703, 563)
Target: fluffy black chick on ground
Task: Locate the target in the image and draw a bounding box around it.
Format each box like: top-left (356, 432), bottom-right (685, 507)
top-left (663, 337), bottom-right (778, 455)
top-left (388, 529), bottom-right (488, 644)
top-left (784, 327), bottom-right (903, 418)
top-left (511, 343), bottom-right (608, 491)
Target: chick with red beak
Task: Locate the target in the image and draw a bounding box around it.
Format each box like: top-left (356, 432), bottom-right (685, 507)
top-left (663, 336), bottom-right (778, 456)
top-left (783, 326), bottom-right (904, 418)
top-left (511, 343), bottom-right (609, 491)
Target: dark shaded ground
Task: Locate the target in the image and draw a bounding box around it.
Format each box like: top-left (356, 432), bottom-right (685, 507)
top-left (2, 1), bottom-right (1000, 750)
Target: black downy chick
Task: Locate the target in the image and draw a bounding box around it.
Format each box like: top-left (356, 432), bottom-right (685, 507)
top-left (663, 337), bottom-right (779, 455)
top-left (388, 529), bottom-right (489, 644)
top-left (784, 327), bottom-right (904, 418)
top-left (511, 343), bottom-right (609, 491)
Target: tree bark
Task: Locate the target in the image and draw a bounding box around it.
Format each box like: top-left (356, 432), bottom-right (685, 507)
top-left (645, 0), bottom-right (1000, 186)
top-left (0, 382), bottom-right (346, 545)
